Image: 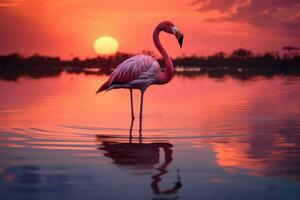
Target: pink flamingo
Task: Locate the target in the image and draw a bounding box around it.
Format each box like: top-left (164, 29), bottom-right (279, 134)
top-left (96, 21), bottom-right (184, 130)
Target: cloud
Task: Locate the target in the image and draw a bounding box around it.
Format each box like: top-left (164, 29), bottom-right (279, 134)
top-left (193, 0), bottom-right (300, 37)
top-left (0, 0), bottom-right (22, 8)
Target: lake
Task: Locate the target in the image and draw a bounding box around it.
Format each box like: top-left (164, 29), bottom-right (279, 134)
top-left (0, 72), bottom-right (300, 200)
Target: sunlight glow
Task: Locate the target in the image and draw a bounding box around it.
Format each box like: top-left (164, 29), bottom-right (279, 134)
top-left (94, 36), bottom-right (119, 55)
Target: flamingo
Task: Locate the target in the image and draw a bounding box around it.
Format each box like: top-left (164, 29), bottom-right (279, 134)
top-left (96, 21), bottom-right (184, 131)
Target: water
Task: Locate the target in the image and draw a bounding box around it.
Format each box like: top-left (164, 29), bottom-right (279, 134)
top-left (0, 72), bottom-right (300, 200)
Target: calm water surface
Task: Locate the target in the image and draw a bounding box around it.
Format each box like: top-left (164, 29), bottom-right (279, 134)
top-left (0, 73), bottom-right (300, 200)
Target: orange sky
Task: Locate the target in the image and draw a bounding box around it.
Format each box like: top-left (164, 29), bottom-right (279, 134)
top-left (0, 0), bottom-right (299, 58)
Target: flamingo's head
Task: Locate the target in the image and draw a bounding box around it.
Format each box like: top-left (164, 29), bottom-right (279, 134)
top-left (159, 21), bottom-right (184, 48)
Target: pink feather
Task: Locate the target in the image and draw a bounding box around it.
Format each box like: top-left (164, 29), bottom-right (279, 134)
top-left (96, 54), bottom-right (156, 93)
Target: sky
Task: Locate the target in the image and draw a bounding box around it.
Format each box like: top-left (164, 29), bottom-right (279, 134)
top-left (0, 0), bottom-right (300, 58)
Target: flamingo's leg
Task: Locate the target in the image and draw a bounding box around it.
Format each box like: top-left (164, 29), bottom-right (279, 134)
top-left (130, 89), bottom-right (135, 120)
top-left (129, 116), bottom-right (134, 143)
top-left (139, 91), bottom-right (144, 136)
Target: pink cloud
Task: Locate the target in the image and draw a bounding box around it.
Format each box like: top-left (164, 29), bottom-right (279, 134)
top-left (0, 0), bottom-right (22, 8)
top-left (193, 0), bottom-right (300, 37)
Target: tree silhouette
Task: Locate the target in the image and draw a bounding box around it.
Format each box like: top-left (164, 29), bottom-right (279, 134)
top-left (283, 46), bottom-right (299, 58)
top-left (0, 48), bottom-right (299, 81)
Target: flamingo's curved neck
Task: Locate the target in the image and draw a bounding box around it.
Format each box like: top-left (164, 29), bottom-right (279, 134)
top-left (153, 26), bottom-right (174, 84)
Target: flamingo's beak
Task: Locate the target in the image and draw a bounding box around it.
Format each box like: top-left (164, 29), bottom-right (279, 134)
top-left (177, 34), bottom-right (184, 48)
top-left (172, 26), bottom-right (184, 48)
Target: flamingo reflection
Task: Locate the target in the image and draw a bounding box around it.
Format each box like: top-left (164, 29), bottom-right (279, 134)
top-left (96, 125), bottom-right (182, 197)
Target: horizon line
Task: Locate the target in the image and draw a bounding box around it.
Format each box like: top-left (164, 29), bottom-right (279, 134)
top-left (0, 47), bottom-right (299, 60)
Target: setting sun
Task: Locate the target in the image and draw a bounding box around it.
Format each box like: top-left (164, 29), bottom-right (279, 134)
top-left (94, 36), bottom-right (119, 55)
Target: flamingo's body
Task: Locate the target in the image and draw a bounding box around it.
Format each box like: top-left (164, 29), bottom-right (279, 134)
top-left (97, 54), bottom-right (161, 92)
top-left (96, 21), bottom-right (184, 131)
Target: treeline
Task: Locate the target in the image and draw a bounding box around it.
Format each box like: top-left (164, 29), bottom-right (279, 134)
top-left (0, 53), bottom-right (62, 80)
top-left (0, 48), bottom-right (299, 81)
top-left (172, 48), bottom-right (300, 79)
top-left (173, 48), bottom-right (300, 68)
top-left (0, 52), bottom-right (134, 80)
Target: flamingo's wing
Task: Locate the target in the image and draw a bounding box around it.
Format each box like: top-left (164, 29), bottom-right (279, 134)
top-left (108, 54), bottom-right (156, 86)
top-left (96, 54), bottom-right (158, 93)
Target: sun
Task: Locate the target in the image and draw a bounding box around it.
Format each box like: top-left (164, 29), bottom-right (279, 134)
top-left (94, 36), bottom-right (119, 55)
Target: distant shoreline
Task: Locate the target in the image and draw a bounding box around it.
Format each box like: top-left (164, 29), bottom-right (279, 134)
top-left (0, 48), bottom-right (299, 81)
